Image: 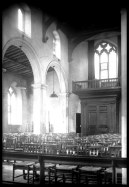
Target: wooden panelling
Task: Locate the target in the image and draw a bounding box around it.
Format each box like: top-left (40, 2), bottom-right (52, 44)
top-left (99, 106), bottom-right (107, 111)
top-left (88, 112), bottom-right (97, 126)
top-left (81, 98), bottom-right (117, 135)
top-left (99, 112), bottom-right (107, 125)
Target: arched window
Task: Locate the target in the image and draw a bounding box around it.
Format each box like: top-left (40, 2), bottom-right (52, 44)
top-left (18, 9), bottom-right (24, 32)
top-left (8, 86), bottom-right (22, 125)
top-left (94, 42), bottom-right (118, 79)
top-left (53, 31), bottom-right (61, 60)
top-left (8, 87), bottom-right (17, 124)
top-left (18, 6), bottom-right (31, 37)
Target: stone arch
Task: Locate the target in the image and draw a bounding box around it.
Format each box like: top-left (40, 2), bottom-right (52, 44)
top-left (45, 60), bottom-right (68, 94)
top-left (45, 59), bottom-right (69, 133)
top-left (2, 37), bottom-right (42, 84)
top-left (94, 38), bottom-right (118, 49)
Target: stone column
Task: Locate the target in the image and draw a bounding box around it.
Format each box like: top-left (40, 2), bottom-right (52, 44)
top-left (88, 40), bottom-right (95, 80)
top-left (40, 84), bottom-right (48, 134)
top-left (32, 83), bottom-right (41, 134)
top-left (2, 91), bottom-right (8, 133)
top-left (32, 83), bottom-right (48, 134)
top-left (58, 92), bottom-right (69, 133)
top-left (121, 9), bottom-right (127, 184)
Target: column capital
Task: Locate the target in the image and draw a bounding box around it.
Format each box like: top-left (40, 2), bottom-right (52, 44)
top-left (58, 92), bottom-right (70, 97)
top-left (31, 83), bottom-right (47, 90)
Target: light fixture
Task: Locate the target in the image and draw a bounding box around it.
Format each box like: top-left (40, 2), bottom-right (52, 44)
top-left (50, 66), bottom-right (58, 98)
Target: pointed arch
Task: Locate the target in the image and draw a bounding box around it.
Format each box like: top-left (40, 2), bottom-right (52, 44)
top-left (45, 60), bottom-right (67, 93)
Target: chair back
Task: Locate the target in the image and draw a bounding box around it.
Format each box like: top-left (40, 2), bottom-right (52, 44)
top-left (42, 143), bottom-right (61, 154)
top-left (5, 137), bottom-right (16, 150)
top-left (23, 143), bottom-right (42, 153)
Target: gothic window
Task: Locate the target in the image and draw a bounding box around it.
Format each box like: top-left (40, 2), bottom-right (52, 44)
top-left (94, 42), bottom-right (118, 79)
top-left (18, 6), bottom-right (31, 37)
top-left (8, 87), bottom-right (17, 124)
top-left (8, 86), bottom-right (22, 125)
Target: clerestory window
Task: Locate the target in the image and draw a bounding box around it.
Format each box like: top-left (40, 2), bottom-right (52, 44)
top-left (53, 30), bottom-right (61, 60)
top-left (18, 6), bottom-right (31, 37)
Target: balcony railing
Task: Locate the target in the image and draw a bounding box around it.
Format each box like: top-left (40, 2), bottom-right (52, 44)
top-left (72, 78), bottom-right (121, 92)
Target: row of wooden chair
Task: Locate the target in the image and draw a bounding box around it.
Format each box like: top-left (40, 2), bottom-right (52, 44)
top-left (3, 132), bottom-right (121, 144)
top-left (13, 162), bottom-right (122, 184)
top-left (3, 137), bottom-right (121, 158)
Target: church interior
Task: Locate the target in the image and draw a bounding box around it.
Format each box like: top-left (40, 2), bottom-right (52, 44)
top-left (2, 1), bottom-right (127, 185)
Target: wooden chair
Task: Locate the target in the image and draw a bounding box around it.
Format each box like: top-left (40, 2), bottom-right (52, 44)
top-left (104, 167), bottom-right (122, 184)
top-left (51, 164), bottom-right (78, 184)
top-left (23, 143), bottom-right (42, 154)
top-left (61, 144), bottom-right (78, 155)
top-left (31, 143), bottom-right (57, 184)
top-left (13, 161), bottom-right (35, 184)
top-left (12, 143), bottom-right (37, 184)
top-left (32, 162), bottom-right (56, 184)
top-left (4, 137), bottom-right (16, 150)
top-left (42, 143), bottom-right (61, 155)
top-left (78, 166), bottom-right (102, 184)
top-left (41, 142), bottom-right (78, 184)
top-left (108, 146), bottom-right (121, 157)
top-left (88, 145), bottom-right (102, 156)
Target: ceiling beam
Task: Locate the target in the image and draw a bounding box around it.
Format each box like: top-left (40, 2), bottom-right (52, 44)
top-left (3, 56), bottom-right (32, 71)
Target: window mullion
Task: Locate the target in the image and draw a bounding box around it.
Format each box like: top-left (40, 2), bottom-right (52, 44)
top-left (107, 53), bottom-right (109, 79)
top-left (99, 54), bottom-right (101, 79)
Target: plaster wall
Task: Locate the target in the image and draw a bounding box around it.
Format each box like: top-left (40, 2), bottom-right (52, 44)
top-left (68, 41), bottom-right (88, 132)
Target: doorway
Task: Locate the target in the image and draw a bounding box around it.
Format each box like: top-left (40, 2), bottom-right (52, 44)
top-left (76, 113), bottom-right (81, 133)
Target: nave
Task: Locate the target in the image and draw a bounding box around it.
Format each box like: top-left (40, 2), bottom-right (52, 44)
top-left (2, 132), bottom-right (126, 185)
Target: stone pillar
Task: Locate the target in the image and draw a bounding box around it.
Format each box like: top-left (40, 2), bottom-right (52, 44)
top-left (2, 91), bottom-right (8, 133)
top-left (88, 40), bottom-right (95, 80)
top-left (21, 89), bottom-right (28, 132)
top-left (40, 84), bottom-right (48, 134)
top-left (118, 35), bottom-right (121, 78)
top-left (121, 9), bottom-right (127, 184)
top-left (32, 83), bottom-right (41, 134)
top-left (58, 92), bottom-right (69, 133)
top-left (32, 83), bottom-right (48, 134)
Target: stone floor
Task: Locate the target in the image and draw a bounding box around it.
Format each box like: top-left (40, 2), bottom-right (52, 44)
top-left (2, 161), bottom-right (40, 185)
top-left (2, 160), bottom-right (122, 185)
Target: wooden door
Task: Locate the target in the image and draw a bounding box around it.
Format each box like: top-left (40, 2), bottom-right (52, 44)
top-left (76, 113), bottom-right (81, 133)
top-left (87, 105), bottom-right (97, 135)
top-left (87, 104), bottom-right (109, 135)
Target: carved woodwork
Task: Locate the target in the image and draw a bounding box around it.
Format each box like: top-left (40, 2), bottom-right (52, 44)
top-left (78, 88), bottom-right (121, 136)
